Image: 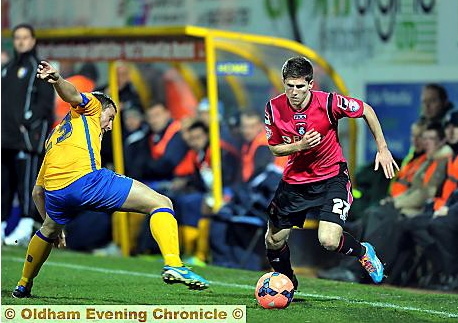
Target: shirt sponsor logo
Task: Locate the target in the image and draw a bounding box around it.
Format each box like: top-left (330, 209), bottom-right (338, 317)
top-left (282, 135), bottom-right (302, 144)
top-left (293, 114), bottom-right (307, 120)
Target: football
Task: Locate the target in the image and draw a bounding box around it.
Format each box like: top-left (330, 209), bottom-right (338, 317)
top-left (255, 272), bottom-right (295, 309)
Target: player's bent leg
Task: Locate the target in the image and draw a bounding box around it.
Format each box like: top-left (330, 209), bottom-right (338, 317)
top-left (317, 221), bottom-right (343, 251)
top-left (120, 179), bottom-right (173, 214)
top-left (13, 216), bottom-right (63, 298)
top-left (265, 222), bottom-right (298, 290)
top-left (265, 221), bottom-right (291, 250)
top-left (121, 180), bottom-right (209, 290)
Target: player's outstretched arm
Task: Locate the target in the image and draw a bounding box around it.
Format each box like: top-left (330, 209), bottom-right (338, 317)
top-left (36, 60), bottom-right (82, 106)
top-left (362, 102), bottom-right (399, 179)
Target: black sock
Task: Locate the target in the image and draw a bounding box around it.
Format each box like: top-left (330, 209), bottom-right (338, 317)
top-left (335, 231), bottom-right (364, 257)
top-left (266, 243), bottom-right (294, 278)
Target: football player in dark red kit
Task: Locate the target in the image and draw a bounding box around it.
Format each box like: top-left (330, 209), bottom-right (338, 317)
top-left (264, 56), bottom-right (399, 288)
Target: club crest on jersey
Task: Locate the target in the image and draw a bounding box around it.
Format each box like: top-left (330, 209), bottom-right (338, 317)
top-left (295, 122), bottom-right (307, 135)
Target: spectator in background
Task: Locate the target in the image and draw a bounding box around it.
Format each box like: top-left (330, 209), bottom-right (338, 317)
top-left (1, 23), bottom-right (55, 246)
top-left (239, 110), bottom-right (274, 182)
top-left (54, 62), bottom-right (99, 127)
top-left (174, 120), bottom-right (240, 266)
top-left (196, 98), bottom-right (242, 150)
top-left (209, 110), bottom-right (278, 270)
top-left (426, 192), bottom-right (458, 291)
top-left (401, 111), bottom-right (458, 290)
top-left (123, 109), bottom-right (150, 180)
top-left (389, 121), bottom-right (427, 198)
top-left (97, 61), bottom-right (143, 116)
top-left (391, 123), bottom-right (452, 216)
top-left (142, 102), bottom-right (194, 183)
top-left (96, 61), bottom-right (143, 167)
top-left (419, 83), bottom-right (453, 126)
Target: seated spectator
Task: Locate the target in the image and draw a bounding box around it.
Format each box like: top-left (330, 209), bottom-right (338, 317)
top-left (397, 111), bottom-right (458, 289)
top-left (239, 110), bottom-right (275, 182)
top-left (96, 61), bottom-right (143, 167)
top-left (174, 120), bottom-right (240, 266)
top-left (386, 122), bottom-right (452, 217)
top-left (389, 121), bottom-right (427, 198)
top-left (348, 121), bottom-right (425, 221)
top-left (426, 191), bottom-right (458, 291)
top-left (196, 98), bottom-right (242, 150)
top-left (122, 109), bottom-right (150, 180)
top-left (209, 110), bottom-right (279, 270)
top-left (142, 102), bottom-right (194, 183)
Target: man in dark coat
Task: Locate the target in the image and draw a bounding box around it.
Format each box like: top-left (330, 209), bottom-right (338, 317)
top-left (1, 23), bottom-right (55, 245)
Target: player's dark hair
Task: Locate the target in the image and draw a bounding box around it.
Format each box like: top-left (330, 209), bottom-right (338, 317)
top-left (91, 91), bottom-right (117, 112)
top-left (426, 122), bottom-right (446, 141)
top-left (12, 23), bottom-right (35, 38)
top-left (188, 120), bottom-right (209, 134)
top-left (282, 56), bottom-right (313, 82)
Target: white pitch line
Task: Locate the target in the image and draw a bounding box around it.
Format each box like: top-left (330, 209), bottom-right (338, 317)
top-left (5, 257), bottom-right (458, 318)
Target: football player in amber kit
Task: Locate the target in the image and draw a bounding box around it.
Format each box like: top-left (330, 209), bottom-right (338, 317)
top-left (12, 61), bottom-right (209, 298)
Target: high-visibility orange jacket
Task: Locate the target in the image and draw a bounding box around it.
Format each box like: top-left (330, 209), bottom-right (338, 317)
top-left (433, 155), bottom-right (458, 210)
top-left (149, 120), bottom-right (195, 176)
top-left (241, 132), bottom-right (270, 182)
top-left (390, 153), bottom-right (427, 197)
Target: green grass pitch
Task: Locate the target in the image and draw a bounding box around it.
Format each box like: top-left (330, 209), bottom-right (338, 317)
top-left (2, 246), bottom-right (457, 322)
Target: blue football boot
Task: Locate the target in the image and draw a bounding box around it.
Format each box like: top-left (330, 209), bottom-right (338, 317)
top-left (359, 242), bottom-right (384, 284)
top-left (162, 266), bottom-right (209, 290)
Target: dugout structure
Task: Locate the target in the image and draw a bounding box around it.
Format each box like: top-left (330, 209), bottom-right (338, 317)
top-left (3, 26), bottom-right (354, 255)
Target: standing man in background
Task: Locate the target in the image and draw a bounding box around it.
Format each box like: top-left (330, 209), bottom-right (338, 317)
top-left (264, 57), bottom-right (399, 288)
top-left (1, 23), bottom-right (55, 246)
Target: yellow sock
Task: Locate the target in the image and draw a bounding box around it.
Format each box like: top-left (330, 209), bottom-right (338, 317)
top-left (179, 225), bottom-right (199, 256)
top-left (149, 208), bottom-right (182, 267)
top-left (195, 218), bottom-right (211, 262)
top-left (18, 231), bottom-right (53, 287)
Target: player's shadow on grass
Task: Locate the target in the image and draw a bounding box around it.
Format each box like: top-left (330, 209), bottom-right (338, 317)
top-left (1, 289), bottom-right (127, 304)
top-left (292, 297), bottom-right (306, 303)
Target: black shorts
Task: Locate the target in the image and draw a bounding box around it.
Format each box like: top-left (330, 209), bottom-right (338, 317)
top-left (267, 163), bottom-right (352, 229)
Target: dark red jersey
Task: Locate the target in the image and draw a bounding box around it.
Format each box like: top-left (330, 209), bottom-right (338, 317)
top-left (264, 90), bottom-right (364, 184)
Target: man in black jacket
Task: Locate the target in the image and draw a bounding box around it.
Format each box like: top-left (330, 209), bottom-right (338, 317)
top-left (1, 23), bottom-right (54, 246)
